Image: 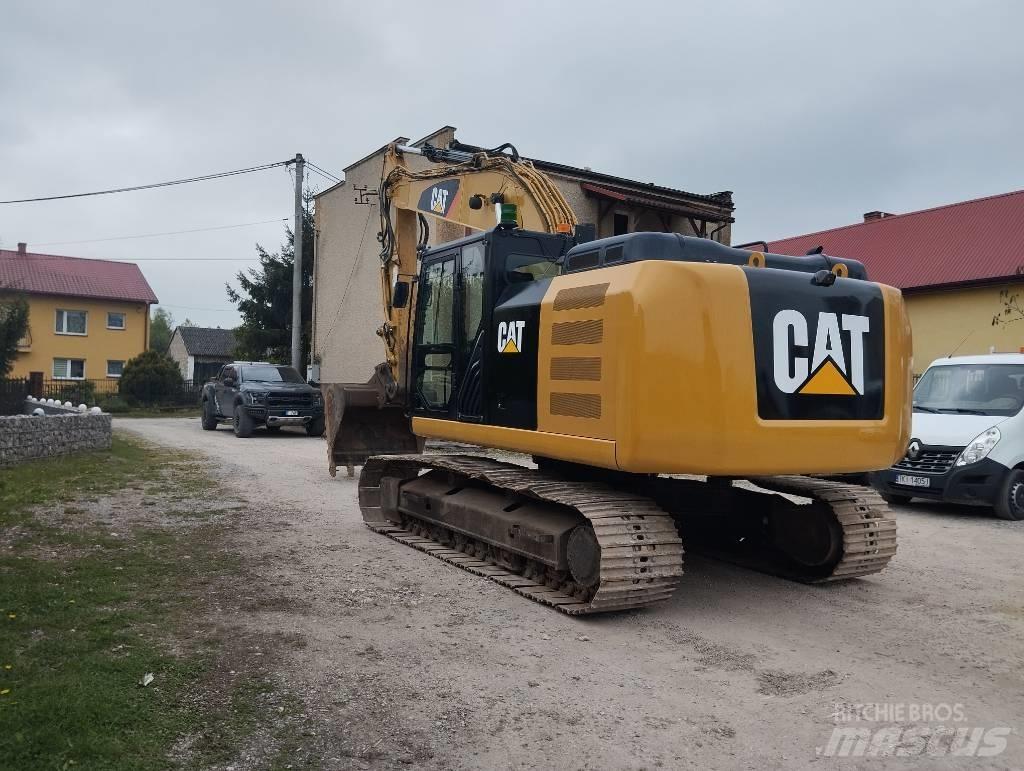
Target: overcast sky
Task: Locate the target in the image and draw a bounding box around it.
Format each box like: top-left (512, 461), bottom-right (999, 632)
top-left (2, 1), bottom-right (1022, 327)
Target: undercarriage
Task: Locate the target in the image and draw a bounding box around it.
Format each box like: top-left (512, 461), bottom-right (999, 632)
top-left (356, 454), bottom-right (897, 614)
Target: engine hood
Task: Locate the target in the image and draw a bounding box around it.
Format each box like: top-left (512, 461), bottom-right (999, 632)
top-left (910, 411), bottom-right (1008, 447)
top-left (243, 382), bottom-right (315, 393)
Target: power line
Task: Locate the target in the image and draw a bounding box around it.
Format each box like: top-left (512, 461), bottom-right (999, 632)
top-left (107, 257), bottom-right (261, 261)
top-left (0, 159), bottom-right (294, 205)
top-left (3, 253), bottom-right (262, 262)
top-left (31, 217), bottom-right (288, 247)
top-left (306, 161), bottom-right (342, 184)
top-left (157, 303), bottom-right (240, 313)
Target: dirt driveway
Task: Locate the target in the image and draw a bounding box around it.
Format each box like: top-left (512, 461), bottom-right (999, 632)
top-left (117, 418), bottom-right (1024, 770)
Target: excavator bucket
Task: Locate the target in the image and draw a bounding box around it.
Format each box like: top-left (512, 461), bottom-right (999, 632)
top-left (322, 367), bottom-right (424, 478)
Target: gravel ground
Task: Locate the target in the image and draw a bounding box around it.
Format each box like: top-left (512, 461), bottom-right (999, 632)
top-left (116, 418), bottom-right (1024, 770)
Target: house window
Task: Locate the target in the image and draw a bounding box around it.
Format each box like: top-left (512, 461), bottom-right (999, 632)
top-left (53, 358), bottom-right (85, 380)
top-left (107, 360), bottom-right (125, 378)
top-left (55, 309), bottom-right (88, 335)
top-left (107, 312), bottom-right (126, 330)
top-left (613, 213), bottom-right (630, 236)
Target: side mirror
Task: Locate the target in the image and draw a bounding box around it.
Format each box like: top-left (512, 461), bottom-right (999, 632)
top-left (392, 281), bottom-right (411, 309)
top-left (223, 377), bottom-right (235, 387)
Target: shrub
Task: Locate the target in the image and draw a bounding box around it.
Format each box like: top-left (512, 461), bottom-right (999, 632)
top-left (119, 351), bottom-right (183, 405)
top-left (53, 380), bottom-right (96, 405)
top-left (96, 394), bottom-right (131, 413)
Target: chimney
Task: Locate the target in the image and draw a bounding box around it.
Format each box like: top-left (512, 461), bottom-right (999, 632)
top-left (863, 211), bottom-right (892, 222)
top-left (17, 242), bottom-right (27, 254)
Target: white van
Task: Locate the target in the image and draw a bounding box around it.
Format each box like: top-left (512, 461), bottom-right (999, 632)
top-left (871, 353), bottom-right (1024, 520)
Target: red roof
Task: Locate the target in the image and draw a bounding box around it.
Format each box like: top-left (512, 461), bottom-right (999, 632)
top-left (0, 250), bottom-right (158, 304)
top-left (765, 190), bottom-right (1024, 291)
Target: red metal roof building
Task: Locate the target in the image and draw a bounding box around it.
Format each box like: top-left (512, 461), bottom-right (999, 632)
top-left (0, 243), bottom-right (158, 381)
top-left (766, 190), bottom-right (1024, 291)
top-left (0, 244), bottom-right (158, 304)
top-left (765, 191), bottom-right (1024, 373)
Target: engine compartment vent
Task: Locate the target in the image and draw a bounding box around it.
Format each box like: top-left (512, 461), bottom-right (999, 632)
top-left (550, 392), bottom-right (602, 419)
top-left (553, 283), bottom-right (609, 311)
top-left (551, 320), bottom-right (603, 346)
top-left (550, 357), bottom-right (602, 381)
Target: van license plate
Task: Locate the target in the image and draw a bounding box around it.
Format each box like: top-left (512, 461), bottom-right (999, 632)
top-left (285, 410), bottom-right (298, 416)
top-left (896, 474), bottom-right (930, 488)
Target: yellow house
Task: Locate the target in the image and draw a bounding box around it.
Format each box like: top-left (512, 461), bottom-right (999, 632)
top-left (0, 243), bottom-right (157, 382)
top-left (766, 191), bottom-right (1024, 377)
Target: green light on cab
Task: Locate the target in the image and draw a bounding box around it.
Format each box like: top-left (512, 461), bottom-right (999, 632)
top-left (496, 203), bottom-right (519, 227)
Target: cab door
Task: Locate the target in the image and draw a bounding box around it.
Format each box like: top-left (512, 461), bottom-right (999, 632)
top-left (412, 253), bottom-right (458, 417)
top-left (411, 240), bottom-right (489, 421)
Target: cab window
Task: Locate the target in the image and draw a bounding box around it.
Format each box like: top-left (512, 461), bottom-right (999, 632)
top-left (414, 257), bottom-right (456, 411)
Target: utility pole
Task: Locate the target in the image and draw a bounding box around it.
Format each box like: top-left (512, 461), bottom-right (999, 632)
top-left (290, 153), bottom-right (305, 373)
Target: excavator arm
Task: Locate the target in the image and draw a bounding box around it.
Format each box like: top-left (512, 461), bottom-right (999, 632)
top-left (324, 141), bottom-right (577, 475)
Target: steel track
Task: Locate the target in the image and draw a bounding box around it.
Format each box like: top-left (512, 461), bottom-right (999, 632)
top-left (355, 456), bottom-right (897, 615)
top-left (746, 475), bottom-right (898, 581)
top-left (358, 455), bottom-right (684, 615)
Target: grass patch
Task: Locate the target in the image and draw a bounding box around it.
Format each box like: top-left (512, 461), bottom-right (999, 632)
top-left (0, 435), bottom-right (293, 770)
top-left (110, 407), bottom-right (202, 419)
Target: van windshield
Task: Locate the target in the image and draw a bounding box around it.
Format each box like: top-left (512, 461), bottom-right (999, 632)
top-left (914, 363), bottom-right (1024, 417)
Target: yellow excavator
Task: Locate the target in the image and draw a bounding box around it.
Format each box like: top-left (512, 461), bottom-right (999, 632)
top-left (323, 141), bottom-right (912, 615)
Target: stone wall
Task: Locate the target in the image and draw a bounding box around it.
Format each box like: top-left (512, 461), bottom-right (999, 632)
top-left (0, 412), bottom-right (113, 467)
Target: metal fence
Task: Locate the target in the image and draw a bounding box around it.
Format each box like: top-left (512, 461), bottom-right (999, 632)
top-left (3, 377), bottom-right (203, 410)
top-left (0, 377), bottom-right (29, 415)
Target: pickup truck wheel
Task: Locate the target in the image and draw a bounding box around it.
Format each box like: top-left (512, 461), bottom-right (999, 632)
top-left (306, 416), bottom-right (326, 437)
top-left (201, 400), bottom-right (218, 431)
top-left (233, 405), bottom-right (254, 438)
top-left (994, 469), bottom-right (1024, 520)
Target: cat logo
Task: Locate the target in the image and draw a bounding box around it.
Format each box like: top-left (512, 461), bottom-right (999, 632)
top-left (430, 187), bottom-right (449, 215)
top-left (772, 310), bottom-right (870, 396)
top-left (416, 179), bottom-right (459, 218)
top-left (497, 320), bottom-right (525, 354)
top-left (748, 269), bottom-right (884, 420)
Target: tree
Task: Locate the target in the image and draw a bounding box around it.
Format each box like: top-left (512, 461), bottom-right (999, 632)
top-left (993, 288), bottom-right (1024, 327)
top-left (119, 350), bottom-right (183, 404)
top-left (226, 195), bottom-right (315, 366)
top-left (150, 307), bottom-right (175, 352)
top-left (0, 295), bottom-right (30, 377)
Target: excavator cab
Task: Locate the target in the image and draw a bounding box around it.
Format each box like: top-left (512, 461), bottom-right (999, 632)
top-left (409, 227), bottom-right (572, 425)
top-left (325, 226), bottom-right (575, 476)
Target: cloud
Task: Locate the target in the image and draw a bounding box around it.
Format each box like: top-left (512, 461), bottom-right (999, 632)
top-left (1, 0), bottom-right (1022, 327)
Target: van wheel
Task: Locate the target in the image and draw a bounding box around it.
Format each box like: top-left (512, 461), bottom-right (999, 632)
top-left (880, 492), bottom-right (912, 506)
top-left (233, 405), bottom-right (254, 438)
top-left (994, 469), bottom-right (1024, 520)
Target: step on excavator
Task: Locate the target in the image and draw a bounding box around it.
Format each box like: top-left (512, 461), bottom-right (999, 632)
top-left (322, 141), bottom-right (912, 615)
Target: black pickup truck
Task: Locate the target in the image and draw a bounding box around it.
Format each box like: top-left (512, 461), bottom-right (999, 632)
top-left (201, 362), bottom-right (325, 438)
